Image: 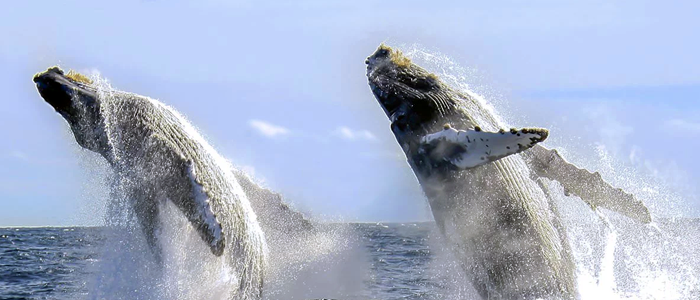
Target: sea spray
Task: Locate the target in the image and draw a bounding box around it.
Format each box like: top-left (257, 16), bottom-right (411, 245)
top-left (58, 69), bottom-right (364, 300)
top-left (233, 170), bottom-right (370, 299)
top-left (398, 45), bottom-right (699, 299)
top-left (34, 68), bottom-right (267, 299)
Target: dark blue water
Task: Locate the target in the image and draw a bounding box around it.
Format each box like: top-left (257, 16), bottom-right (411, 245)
top-left (359, 223), bottom-right (450, 299)
top-left (0, 227), bottom-right (103, 300)
top-left (1, 221), bottom-right (699, 300)
top-left (0, 224), bottom-right (448, 300)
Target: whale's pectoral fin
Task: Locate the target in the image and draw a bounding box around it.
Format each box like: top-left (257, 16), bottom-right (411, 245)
top-left (149, 136), bottom-right (226, 256)
top-left (182, 162), bottom-right (226, 256)
top-left (525, 145), bottom-right (652, 223)
top-left (126, 183), bottom-right (163, 263)
top-left (419, 125), bottom-right (549, 169)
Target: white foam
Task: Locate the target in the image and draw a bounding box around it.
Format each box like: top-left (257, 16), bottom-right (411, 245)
top-left (401, 45), bottom-right (699, 299)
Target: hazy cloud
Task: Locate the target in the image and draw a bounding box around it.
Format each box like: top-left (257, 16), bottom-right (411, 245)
top-left (8, 150), bottom-right (29, 161)
top-left (249, 120), bottom-right (290, 138)
top-left (334, 126), bottom-right (377, 142)
top-left (584, 103), bottom-right (634, 154)
top-left (664, 119), bottom-right (700, 134)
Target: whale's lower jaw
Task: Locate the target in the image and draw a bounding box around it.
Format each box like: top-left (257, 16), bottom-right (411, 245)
top-left (415, 154), bottom-right (577, 300)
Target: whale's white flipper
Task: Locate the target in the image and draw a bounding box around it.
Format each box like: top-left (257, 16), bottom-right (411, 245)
top-left (185, 163), bottom-right (226, 256)
top-left (143, 135), bottom-right (226, 256)
top-left (420, 125), bottom-right (549, 169)
top-left (525, 145), bottom-right (652, 223)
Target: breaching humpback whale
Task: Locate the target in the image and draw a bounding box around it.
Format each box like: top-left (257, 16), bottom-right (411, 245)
top-left (33, 67), bottom-right (267, 299)
top-left (365, 45), bottom-right (652, 299)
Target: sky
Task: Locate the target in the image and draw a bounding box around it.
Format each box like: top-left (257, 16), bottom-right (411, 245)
top-left (0, 0), bottom-right (698, 226)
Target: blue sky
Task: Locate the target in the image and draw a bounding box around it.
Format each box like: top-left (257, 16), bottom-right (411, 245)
top-left (0, 0), bottom-right (698, 226)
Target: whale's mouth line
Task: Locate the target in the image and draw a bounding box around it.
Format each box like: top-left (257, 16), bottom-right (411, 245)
top-left (369, 83), bottom-right (401, 126)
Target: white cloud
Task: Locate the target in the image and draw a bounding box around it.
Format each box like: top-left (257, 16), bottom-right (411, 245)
top-left (664, 119), bottom-right (700, 134)
top-left (334, 126), bottom-right (377, 142)
top-left (249, 119), bottom-right (289, 138)
top-left (8, 150), bottom-right (29, 161)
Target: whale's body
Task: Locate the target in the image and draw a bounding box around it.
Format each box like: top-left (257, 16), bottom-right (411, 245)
top-left (365, 45), bottom-right (651, 299)
top-left (34, 67), bottom-right (267, 299)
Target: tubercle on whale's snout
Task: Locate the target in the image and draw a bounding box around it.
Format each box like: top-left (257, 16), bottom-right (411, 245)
top-left (33, 66), bottom-right (64, 82)
top-left (34, 67), bottom-right (64, 91)
top-left (34, 66), bottom-right (93, 85)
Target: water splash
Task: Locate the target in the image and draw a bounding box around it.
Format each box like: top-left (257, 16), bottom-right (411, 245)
top-left (399, 45), bottom-right (699, 299)
top-left (66, 70), bottom-right (362, 300)
top-left (61, 71), bottom-right (268, 299)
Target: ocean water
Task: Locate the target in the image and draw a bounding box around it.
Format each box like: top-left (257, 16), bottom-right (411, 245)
top-left (1, 220), bottom-right (698, 300)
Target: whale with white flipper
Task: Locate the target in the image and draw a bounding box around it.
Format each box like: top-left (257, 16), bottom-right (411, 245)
top-left (365, 44), bottom-right (652, 300)
top-left (420, 124), bottom-right (549, 170)
top-left (33, 67), bottom-right (267, 299)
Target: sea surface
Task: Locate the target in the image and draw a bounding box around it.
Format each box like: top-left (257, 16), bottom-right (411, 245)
top-left (1, 220), bottom-right (699, 300)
